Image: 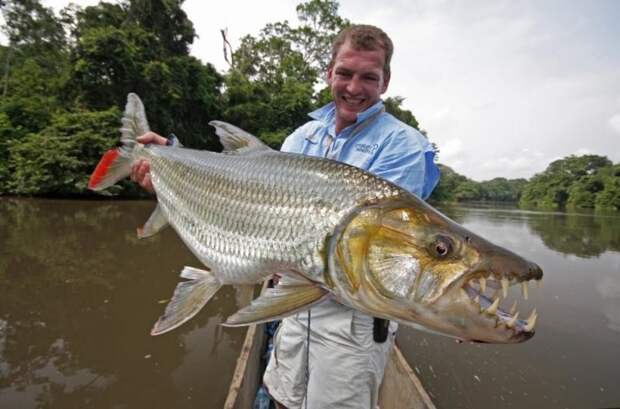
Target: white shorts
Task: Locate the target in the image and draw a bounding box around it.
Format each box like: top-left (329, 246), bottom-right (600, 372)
top-left (263, 299), bottom-right (396, 409)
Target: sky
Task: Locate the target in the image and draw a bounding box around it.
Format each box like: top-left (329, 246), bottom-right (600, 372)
top-left (8, 0), bottom-right (620, 180)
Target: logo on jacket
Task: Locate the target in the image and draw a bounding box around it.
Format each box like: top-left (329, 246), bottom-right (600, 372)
top-left (354, 143), bottom-right (379, 154)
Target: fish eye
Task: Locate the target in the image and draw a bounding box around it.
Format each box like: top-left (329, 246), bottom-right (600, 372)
top-left (429, 235), bottom-right (453, 258)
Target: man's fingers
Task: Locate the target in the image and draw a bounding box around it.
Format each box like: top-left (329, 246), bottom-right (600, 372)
top-left (130, 162), bottom-right (139, 182)
top-left (131, 160), bottom-right (144, 182)
top-left (137, 131), bottom-right (167, 145)
top-left (143, 174), bottom-right (153, 192)
top-left (130, 160), bottom-right (150, 185)
top-left (138, 161), bottom-right (150, 184)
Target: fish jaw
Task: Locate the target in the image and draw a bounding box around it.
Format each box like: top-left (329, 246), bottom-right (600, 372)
top-left (328, 197), bottom-right (543, 344)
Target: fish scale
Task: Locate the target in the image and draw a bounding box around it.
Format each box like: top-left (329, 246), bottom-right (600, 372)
top-left (141, 145), bottom-right (397, 285)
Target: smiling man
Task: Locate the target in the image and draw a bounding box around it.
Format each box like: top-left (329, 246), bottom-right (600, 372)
top-left (263, 25), bottom-right (440, 409)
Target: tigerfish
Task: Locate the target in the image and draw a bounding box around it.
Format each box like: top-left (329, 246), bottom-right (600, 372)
top-left (89, 93), bottom-right (542, 343)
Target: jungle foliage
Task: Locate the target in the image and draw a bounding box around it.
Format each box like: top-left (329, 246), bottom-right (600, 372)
top-left (428, 164), bottom-right (527, 203)
top-left (0, 0), bottom-right (429, 195)
top-left (519, 155), bottom-right (620, 211)
top-left (0, 0), bottom-right (617, 211)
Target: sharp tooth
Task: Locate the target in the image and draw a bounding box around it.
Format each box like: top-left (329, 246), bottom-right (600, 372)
top-left (536, 279), bottom-right (543, 289)
top-left (524, 309), bottom-right (537, 331)
top-left (527, 308), bottom-right (537, 322)
top-left (521, 282), bottom-right (529, 300)
top-left (479, 277), bottom-right (487, 293)
top-left (474, 295), bottom-right (480, 304)
top-left (510, 300), bottom-right (518, 315)
top-left (501, 278), bottom-right (509, 298)
top-left (507, 312), bottom-right (519, 328)
top-left (485, 297), bottom-right (500, 315)
top-left (460, 288), bottom-right (468, 299)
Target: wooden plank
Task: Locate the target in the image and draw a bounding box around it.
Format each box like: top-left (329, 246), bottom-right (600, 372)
top-left (222, 322), bottom-right (266, 409)
top-left (378, 344), bottom-right (436, 409)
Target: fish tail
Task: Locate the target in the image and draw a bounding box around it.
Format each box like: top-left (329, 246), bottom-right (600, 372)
top-left (88, 93), bottom-right (150, 191)
top-left (151, 266), bottom-right (222, 336)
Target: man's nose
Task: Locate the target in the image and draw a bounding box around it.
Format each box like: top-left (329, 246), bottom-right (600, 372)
top-left (346, 76), bottom-right (362, 94)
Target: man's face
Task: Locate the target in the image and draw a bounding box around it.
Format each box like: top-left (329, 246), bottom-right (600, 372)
top-left (327, 40), bottom-right (390, 133)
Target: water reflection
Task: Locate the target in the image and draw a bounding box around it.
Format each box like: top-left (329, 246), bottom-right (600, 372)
top-left (0, 198), bottom-right (246, 409)
top-left (439, 203), bottom-right (620, 258)
top-left (596, 276), bottom-right (620, 333)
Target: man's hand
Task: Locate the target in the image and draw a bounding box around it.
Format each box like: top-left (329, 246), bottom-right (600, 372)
top-left (130, 132), bottom-right (168, 193)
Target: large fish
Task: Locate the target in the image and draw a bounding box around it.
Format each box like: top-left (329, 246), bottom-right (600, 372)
top-left (89, 94), bottom-right (542, 343)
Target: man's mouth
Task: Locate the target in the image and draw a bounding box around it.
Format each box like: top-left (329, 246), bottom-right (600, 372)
top-left (342, 95), bottom-right (366, 108)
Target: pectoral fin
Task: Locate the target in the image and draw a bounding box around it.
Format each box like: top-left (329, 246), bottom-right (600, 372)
top-left (151, 266), bottom-right (221, 335)
top-left (223, 284), bottom-right (329, 327)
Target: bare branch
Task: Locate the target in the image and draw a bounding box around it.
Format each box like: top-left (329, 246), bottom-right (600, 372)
top-left (220, 28), bottom-right (234, 68)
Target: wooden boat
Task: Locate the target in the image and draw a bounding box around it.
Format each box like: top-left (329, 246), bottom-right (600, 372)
top-left (223, 319), bottom-right (436, 409)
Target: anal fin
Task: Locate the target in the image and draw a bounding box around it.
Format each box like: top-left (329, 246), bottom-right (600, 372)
top-left (223, 284), bottom-right (329, 327)
top-left (151, 266), bottom-right (221, 335)
top-left (137, 203), bottom-right (168, 238)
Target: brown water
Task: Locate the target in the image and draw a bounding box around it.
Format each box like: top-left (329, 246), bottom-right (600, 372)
top-left (398, 204), bottom-right (620, 409)
top-left (1, 198), bottom-right (619, 408)
top-left (0, 198), bottom-right (246, 408)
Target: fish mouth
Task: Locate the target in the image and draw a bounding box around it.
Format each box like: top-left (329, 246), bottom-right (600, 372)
top-left (460, 271), bottom-right (542, 339)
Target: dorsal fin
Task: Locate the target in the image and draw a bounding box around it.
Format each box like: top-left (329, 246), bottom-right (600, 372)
top-left (209, 120), bottom-right (271, 153)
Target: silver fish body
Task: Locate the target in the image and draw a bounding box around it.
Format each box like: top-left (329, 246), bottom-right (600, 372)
top-left (142, 144), bottom-right (402, 285)
top-left (90, 93), bottom-right (543, 343)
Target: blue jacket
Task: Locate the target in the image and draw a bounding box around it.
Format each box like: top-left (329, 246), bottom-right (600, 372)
top-left (281, 100), bottom-right (440, 199)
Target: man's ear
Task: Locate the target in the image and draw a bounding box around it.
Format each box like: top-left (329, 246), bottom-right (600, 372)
top-left (326, 63), bottom-right (334, 85)
top-left (381, 72), bottom-right (391, 94)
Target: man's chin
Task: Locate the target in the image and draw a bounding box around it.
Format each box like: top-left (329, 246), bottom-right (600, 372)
top-left (336, 106), bottom-right (364, 123)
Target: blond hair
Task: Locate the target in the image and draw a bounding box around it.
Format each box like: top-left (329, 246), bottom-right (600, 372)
top-left (329, 25), bottom-right (394, 76)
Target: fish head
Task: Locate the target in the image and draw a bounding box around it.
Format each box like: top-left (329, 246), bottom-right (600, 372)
top-left (330, 199), bottom-right (543, 344)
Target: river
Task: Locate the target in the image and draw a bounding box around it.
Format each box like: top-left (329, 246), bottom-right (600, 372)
top-left (1, 198), bottom-right (619, 408)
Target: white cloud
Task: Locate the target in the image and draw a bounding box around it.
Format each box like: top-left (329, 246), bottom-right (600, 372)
top-left (476, 149), bottom-right (547, 180)
top-left (609, 114), bottom-right (620, 134)
top-left (438, 138), bottom-right (463, 161)
top-left (574, 148), bottom-right (593, 156)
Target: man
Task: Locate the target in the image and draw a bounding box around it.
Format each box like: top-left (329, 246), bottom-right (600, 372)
top-left (132, 24), bottom-right (438, 409)
top-left (261, 25), bottom-right (439, 409)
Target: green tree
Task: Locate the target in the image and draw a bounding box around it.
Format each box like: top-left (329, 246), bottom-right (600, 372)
top-left (7, 108), bottom-right (122, 195)
top-left (454, 180), bottom-right (482, 201)
top-left (383, 96), bottom-right (420, 130)
top-left (0, 0), bottom-right (69, 134)
top-left (594, 164), bottom-right (620, 211)
top-left (479, 177), bottom-right (527, 202)
top-left (0, 111), bottom-right (12, 193)
top-left (64, 0), bottom-right (223, 149)
top-left (429, 164), bottom-right (468, 202)
top-left (222, 0), bottom-right (350, 147)
top-left (0, 0), bottom-right (67, 77)
top-left (519, 155), bottom-right (612, 209)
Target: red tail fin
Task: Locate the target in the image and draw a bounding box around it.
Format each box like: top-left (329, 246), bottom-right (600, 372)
top-left (88, 149), bottom-right (120, 190)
